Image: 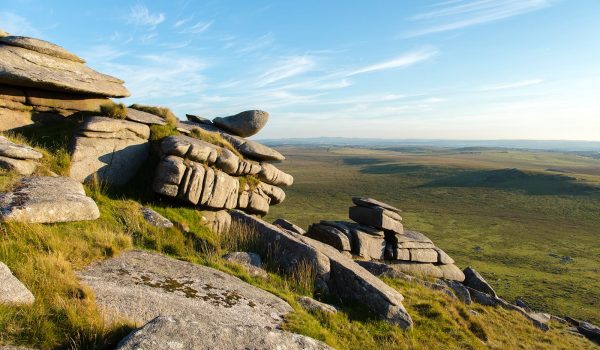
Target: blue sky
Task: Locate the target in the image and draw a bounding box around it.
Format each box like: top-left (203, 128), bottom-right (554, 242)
top-left (1, 0), bottom-right (599, 140)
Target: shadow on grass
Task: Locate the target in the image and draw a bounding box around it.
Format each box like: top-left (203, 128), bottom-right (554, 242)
top-left (421, 168), bottom-right (598, 196)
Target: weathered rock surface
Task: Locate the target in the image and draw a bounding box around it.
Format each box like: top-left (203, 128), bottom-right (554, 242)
top-left (273, 218), bottom-right (306, 235)
top-left (387, 261), bottom-right (465, 282)
top-left (463, 267), bottom-right (497, 297)
top-left (223, 252), bottom-right (268, 278)
top-left (306, 222), bottom-right (351, 252)
top-left (126, 108), bottom-right (166, 125)
top-left (237, 184), bottom-right (271, 215)
top-left (213, 110), bottom-right (269, 138)
top-left (141, 207), bottom-right (173, 229)
top-left (0, 176), bottom-right (99, 223)
top-left (0, 136), bottom-right (43, 160)
top-left (69, 117), bottom-right (150, 185)
top-left (308, 221), bottom-right (386, 260)
top-left (0, 37), bottom-right (129, 97)
top-left (201, 210), bottom-right (231, 234)
top-left (0, 262), bottom-right (35, 305)
top-left (115, 316), bottom-right (333, 350)
top-left (78, 250), bottom-right (292, 327)
top-left (298, 296), bottom-right (337, 314)
top-left (352, 196), bottom-right (401, 213)
top-left (443, 280), bottom-right (472, 304)
top-left (258, 162), bottom-right (293, 186)
top-left (186, 113), bottom-right (212, 125)
top-left (0, 156), bottom-right (36, 175)
top-left (221, 133), bottom-right (285, 161)
top-left (349, 205), bottom-right (403, 234)
top-left (230, 211), bottom-right (413, 329)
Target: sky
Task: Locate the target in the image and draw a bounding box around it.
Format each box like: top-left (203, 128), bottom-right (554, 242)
top-left (1, 0), bottom-right (599, 140)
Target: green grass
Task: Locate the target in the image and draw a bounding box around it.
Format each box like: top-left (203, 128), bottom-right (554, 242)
top-left (189, 128), bottom-right (243, 158)
top-left (265, 146), bottom-right (600, 325)
top-left (1, 122), bottom-right (597, 349)
top-left (99, 103), bottom-right (127, 120)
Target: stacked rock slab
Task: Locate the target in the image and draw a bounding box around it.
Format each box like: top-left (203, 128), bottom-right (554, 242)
top-left (153, 110), bottom-right (292, 223)
top-left (0, 136), bottom-right (43, 175)
top-left (69, 109), bottom-right (165, 185)
top-left (0, 33), bottom-right (129, 131)
top-left (306, 197), bottom-right (465, 281)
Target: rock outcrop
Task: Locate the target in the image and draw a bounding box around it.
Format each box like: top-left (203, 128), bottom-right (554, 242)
top-left (0, 34), bottom-right (129, 130)
top-left (0, 176), bottom-right (99, 223)
top-left (223, 251), bottom-right (268, 278)
top-left (0, 262), bottom-right (35, 305)
top-left (0, 136), bottom-right (42, 175)
top-left (212, 110), bottom-right (269, 137)
top-left (298, 296), bottom-right (337, 314)
top-left (306, 197), bottom-right (464, 281)
top-left (141, 207), bottom-right (173, 229)
top-left (153, 114), bottom-right (291, 216)
top-left (69, 116), bottom-right (150, 185)
top-left (115, 316), bottom-right (333, 350)
top-left (230, 210), bottom-right (413, 329)
top-left (78, 250), bottom-right (292, 327)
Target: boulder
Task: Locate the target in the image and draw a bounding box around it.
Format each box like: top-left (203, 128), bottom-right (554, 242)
top-left (309, 221), bottom-right (385, 260)
top-left (230, 211), bottom-right (413, 329)
top-left (0, 37), bottom-right (129, 97)
top-left (352, 197), bottom-right (401, 213)
top-left (0, 176), bottom-right (99, 223)
top-left (0, 262), bottom-right (35, 305)
top-left (298, 296), bottom-right (337, 314)
top-left (258, 162), bottom-right (293, 186)
top-left (0, 136), bottom-right (43, 160)
top-left (126, 108), bottom-right (166, 126)
top-left (463, 267), bottom-right (497, 297)
top-left (78, 250), bottom-right (293, 327)
top-left (258, 182), bottom-right (286, 204)
top-left (272, 218), bottom-right (306, 235)
top-left (115, 316), bottom-right (333, 350)
top-left (212, 110), bottom-right (269, 137)
top-left (306, 223), bottom-right (351, 252)
top-left (442, 280), bottom-right (472, 304)
top-left (141, 207), bottom-right (173, 229)
top-left (577, 322), bottom-right (600, 344)
top-left (69, 117), bottom-right (150, 185)
top-left (407, 248), bottom-right (439, 263)
top-left (186, 113), bottom-right (213, 125)
top-left (160, 135), bottom-right (218, 165)
top-left (0, 156), bottom-right (36, 175)
top-left (349, 206), bottom-right (403, 234)
top-left (220, 133), bottom-right (285, 161)
top-left (223, 252), bottom-right (268, 278)
top-left (201, 210), bottom-right (231, 234)
top-left (384, 261), bottom-right (465, 282)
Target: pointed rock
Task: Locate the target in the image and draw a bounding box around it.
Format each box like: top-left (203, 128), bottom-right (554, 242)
top-left (0, 262), bottom-right (34, 305)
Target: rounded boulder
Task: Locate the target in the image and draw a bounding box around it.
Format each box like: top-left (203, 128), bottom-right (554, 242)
top-left (213, 110), bottom-right (269, 137)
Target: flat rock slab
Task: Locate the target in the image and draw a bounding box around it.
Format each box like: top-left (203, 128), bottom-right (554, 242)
top-left (78, 250), bottom-right (292, 328)
top-left (213, 110), bottom-right (269, 137)
top-left (352, 197), bottom-right (401, 213)
top-left (273, 218), bottom-right (306, 235)
top-left (0, 136), bottom-right (43, 160)
top-left (349, 206), bottom-right (403, 234)
top-left (0, 156), bottom-right (37, 175)
top-left (0, 262), bottom-right (35, 305)
top-left (126, 108), bottom-right (166, 126)
top-left (0, 36), bottom-right (84, 63)
top-left (115, 316), bottom-right (333, 350)
top-left (0, 176), bottom-right (99, 223)
top-left (0, 40), bottom-right (129, 97)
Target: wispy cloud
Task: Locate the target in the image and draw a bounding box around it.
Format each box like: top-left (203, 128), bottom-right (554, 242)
top-left (405, 0), bottom-right (552, 37)
top-left (0, 12), bottom-right (41, 37)
top-left (345, 47), bottom-right (438, 76)
top-left (236, 33), bottom-right (274, 53)
top-left (479, 78), bottom-right (544, 91)
top-left (256, 56), bottom-right (316, 87)
top-left (180, 20), bottom-right (214, 34)
top-left (127, 4), bottom-right (165, 28)
top-left (173, 17), bottom-right (192, 28)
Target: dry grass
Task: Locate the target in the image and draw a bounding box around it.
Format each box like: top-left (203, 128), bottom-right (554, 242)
top-left (99, 103), bottom-right (127, 120)
top-left (129, 104), bottom-right (178, 127)
top-left (149, 124), bottom-right (179, 142)
top-left (238, 175), bottom-right (261, 192)
top-left (189, 128), bottom-right (243, 158)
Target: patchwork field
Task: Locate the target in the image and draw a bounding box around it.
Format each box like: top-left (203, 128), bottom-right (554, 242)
top-left (265, 146), bottom-right (600, 324)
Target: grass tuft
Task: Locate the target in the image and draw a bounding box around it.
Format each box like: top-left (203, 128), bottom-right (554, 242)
top-left (99, 103), bottom-right (127, 120)
top-left (189, 128), bottom-right (242, 158)
top-left (149, 124), bottom-right (179, 142)
top-left (238, 175), bottom-right (261, 192)
top-left (129, 104), bottom-right (178, 127)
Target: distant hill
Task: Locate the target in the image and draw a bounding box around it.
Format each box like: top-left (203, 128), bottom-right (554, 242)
top-left (259, 137), bottom-right (600, 152)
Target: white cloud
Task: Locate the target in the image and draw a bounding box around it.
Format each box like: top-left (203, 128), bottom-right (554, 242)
top-left (0, 12), bottom-right (40, 37)
top-left (345, 47), bottom-right (438, 76)
top-left (180, 20), bottom-right (213, 34)
top-left (236, 33), bottom-right (274, 53)
top-left (405, 0), bottom-right (552, 37)
top-left (479, 79), bottom-right (544, 91)
top-left (173, 17), bottom-right (192, 28)
top-left (256, 56), bottom-right (316, 87)
top-left (127, 4), bottom-right (165, 28)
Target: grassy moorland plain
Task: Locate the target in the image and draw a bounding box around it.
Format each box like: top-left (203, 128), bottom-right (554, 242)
top-left (265, 146), bottom-right (600, 324)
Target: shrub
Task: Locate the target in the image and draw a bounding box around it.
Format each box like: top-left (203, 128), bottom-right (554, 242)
top-left (99, 103), bottom-right (127, 119)
top-left (189, 128), bottom-right (242, 158)
top-left (129, 104), bottom-right (178, 127)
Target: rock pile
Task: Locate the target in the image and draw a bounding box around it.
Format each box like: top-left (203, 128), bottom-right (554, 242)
top-left (0, 33), bottom-right (129, 130)
top-left (0, 135), bottom-right (43, 175)
top-left (153, 110), bottom-right (292, 221)
top-left (306, 197), bottom-right (464, 281)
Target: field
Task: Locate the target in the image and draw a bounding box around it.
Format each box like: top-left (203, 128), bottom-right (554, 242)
top-left (265, 146), bottom-right (600, 324)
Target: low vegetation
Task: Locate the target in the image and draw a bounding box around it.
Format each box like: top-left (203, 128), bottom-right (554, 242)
top-left (189, 128), bottom-right (242, 158)
top-left (99, 102), bottom-right (127, 120)
top-left (129, 103), bottom-right (178, 127)
top-left (238, 174), bottom-right (261, 192)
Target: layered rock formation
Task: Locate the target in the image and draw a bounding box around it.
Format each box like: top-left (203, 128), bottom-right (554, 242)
top-left (306, 197), bottom-right (464, 281)
top-left (153, 111), bottom-right (291, 220)
top-left (0, 34), bottom-right (129, 130)
top-left (0, 135), bottom-right (43, 175)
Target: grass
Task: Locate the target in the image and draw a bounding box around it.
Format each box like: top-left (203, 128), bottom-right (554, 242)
top-left (1, 121), bottom-right (597, 349)
top-left (129, 104), bottom-right (178, 127)
top-left (148, 124), bottom-right (178, 142)
top-left (266, 146), bottom-right (600, 325)
top-left (99, 103), bottom-right (127, 120)
top-left (238, 174), bottom-right (261, 192)
top-left (189, 128), bottom-right (243, 158)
